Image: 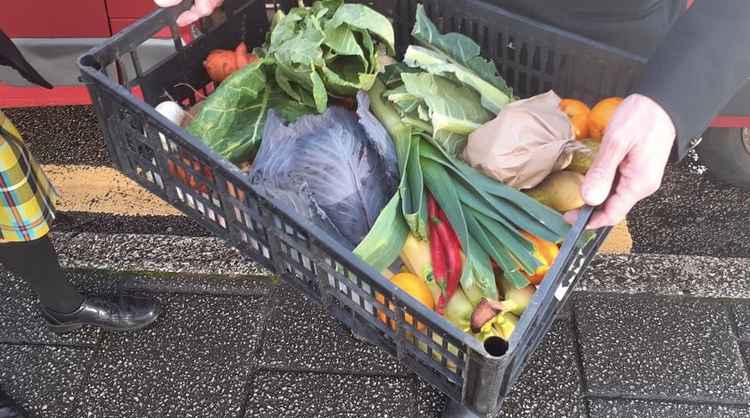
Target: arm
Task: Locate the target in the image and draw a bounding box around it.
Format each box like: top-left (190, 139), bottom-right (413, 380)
top-left (634, 0), bottom-right (750, 161)
top-left (567, 0), bottom-right (750, 229)
top-left (155, 0), bottom-right (224, 27)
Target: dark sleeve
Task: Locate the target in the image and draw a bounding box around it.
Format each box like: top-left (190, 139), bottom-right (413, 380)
top-left (632, 0), bottom-right (750, 162)
top-left (0, 29), bottom-right (52, 89)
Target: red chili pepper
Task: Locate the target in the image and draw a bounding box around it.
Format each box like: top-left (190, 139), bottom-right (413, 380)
top-left (435, 208), bottom-right (462, 301)
top-left (428, 194), bottom-right (448, 313)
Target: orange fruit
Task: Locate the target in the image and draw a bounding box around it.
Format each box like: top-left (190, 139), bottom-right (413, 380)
top-left (559, 99), bottom-right (591, 140)
top-left (588, 97), bottom-right (623, 141)
top-left (375, 272), bottom-right (435, 332)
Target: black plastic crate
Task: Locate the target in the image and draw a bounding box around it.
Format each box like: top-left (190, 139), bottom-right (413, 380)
top-left (78, 0), bottom-right (642, 415)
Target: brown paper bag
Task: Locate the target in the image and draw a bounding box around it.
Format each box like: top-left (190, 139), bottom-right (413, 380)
top-left (462, 91), bottom-right (587, 189)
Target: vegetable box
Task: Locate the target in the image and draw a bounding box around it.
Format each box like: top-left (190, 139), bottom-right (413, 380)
top-left (78, 0), bottom-right (642, 415)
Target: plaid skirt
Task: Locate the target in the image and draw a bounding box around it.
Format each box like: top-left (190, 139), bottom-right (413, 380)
top-left (0, 111), bottom-right (58, 242)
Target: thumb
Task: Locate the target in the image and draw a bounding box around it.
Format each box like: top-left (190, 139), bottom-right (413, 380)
top-left (581, 133), bottom-right (629, 205)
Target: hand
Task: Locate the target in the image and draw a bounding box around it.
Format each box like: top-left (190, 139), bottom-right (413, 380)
top-left (564, 94), bottom-right (676, 229)
top-left (154, 0), bottom-right (224, 27)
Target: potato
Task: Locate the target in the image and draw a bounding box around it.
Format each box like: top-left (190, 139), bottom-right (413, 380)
top-left (568, 139), bottom-right (600, 175)
top-left (525, 170), bottom-right (585, 212)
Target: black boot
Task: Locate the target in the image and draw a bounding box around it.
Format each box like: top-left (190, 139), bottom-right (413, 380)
top-left (0, 387), bottom-right (27, 418)
top-left (40, 295), bottom-right (162, 334)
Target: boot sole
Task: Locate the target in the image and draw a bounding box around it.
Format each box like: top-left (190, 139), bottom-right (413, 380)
top-left (48, 305), bottom-right (163, 335)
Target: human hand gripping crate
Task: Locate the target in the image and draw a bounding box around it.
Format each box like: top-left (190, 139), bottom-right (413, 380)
top-left (79, 0), bottom-right (641, 415)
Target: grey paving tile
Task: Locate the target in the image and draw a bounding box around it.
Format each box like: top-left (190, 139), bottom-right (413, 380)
top-left (0, 270), bottom-right (103, 346)
top-left (0, 344), bottom-right (94, 418)
top-left (54, 232), bottom-right (269, 276)
top-left (96, 292), bottom-right (271, 359)
top-left (77, 347), bottom-right (249, 417)
top-left (258, 284), bottom-right (405, 375)
top-left (578, 254), bottom-right (750, 299)
top-left (734, 303), bottom-right (750, 341)
top-left (575, 292), bottom-right (750, 402)
top-left (414, 378), bottom-right (446, 418)
top-left (244, 371), bottom-right (417, 418)
top-left (495, 320), bottom-right (586, 418)
top-left (628, 162), bottom-right (750, 259)
top-left (77, 292), bottom-right (268, 417)
top-left (588, 399), bottom-right (750, 418)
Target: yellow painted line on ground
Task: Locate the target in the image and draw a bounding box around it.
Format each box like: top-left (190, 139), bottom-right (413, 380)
top-left (42, 164), bottom-right (632, 254)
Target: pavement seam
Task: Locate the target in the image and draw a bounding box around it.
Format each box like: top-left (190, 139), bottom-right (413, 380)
top-left (239, 284), bottom-right (284, 418)
top-left (568, 302), bottom-right (593, 418)
top-left (585, 392), bottom-right (750, 408)
top-left (253, 365), bottom-right (412, 379)
top-left (69, 330), bottom-right (110, 418)
top-left (729, 304), bottom-right (745, 341)
top-left (0, 340), bottom-right (98, 350)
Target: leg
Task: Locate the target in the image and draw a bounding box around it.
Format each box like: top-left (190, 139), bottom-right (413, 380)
top-left (0, 235), bottom-right (162, 334)
top-left (0, 235), bottom-right (84, 313)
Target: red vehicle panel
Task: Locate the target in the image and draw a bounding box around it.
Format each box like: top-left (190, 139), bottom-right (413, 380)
top-left (106, 0), bottom-right (158, 18)
top-left (0, 0), bottom-right (110, 38)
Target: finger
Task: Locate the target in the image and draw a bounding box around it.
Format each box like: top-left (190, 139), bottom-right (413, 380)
top-left (194, 0), bottom-right (217, 16)
top-left (581, 131), bottom-right (631, 206)
top-left (154, 0), bottom-right (182, 6)
top-left (586, 186), bottom-right (638, 230)
top-left (176, 9), bottom-right (202, 26)
top-left (563, 209), bottom-right (580, 225)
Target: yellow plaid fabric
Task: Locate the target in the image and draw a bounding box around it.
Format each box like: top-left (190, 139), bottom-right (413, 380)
top-left (0, 111), bottom-right (58, 242)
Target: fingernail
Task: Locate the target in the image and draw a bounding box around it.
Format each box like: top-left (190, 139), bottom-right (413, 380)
top-left (582, 183), bottom-right (605, 204)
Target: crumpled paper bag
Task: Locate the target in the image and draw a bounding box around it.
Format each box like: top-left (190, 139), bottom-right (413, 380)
top-left (462, 90), bottom-right (587, 189)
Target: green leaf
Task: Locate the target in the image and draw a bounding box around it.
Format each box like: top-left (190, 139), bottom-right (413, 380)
top-left (271, 13), bottom-right (326, 67)
top-left (419, 139), bottom-right (567, 243)
top-left (468, 207), bottom-right (541, 274)
top-left (353, 192), bottom-right (408, 271)
top-left (465, 211), bottom-right (530, 288)
top-left (357, 29), bottom-right (377, 73)
top-left (328, 4), bottom-right (395, 55)
top-left (312, 0), bottom-right (343, 18)
top-left (467, 235), bottom-right (499, 299)
top-left (324, 24), bottom-right (365, 60)
top-left (309, 69), bottom-right (328, 113)
top-left (268, 83), bottom-right (314, 123)
top-left (452, 159), bottom-right (571, 239)
top-left (274, 66), bottom-right (300, 101)
top-left (403, 46), bottom-right (512, 114)
top-left (451, 179), bottom-right (530, 251)
top-left (269, 9), bottom-right (303, 48)
top-left (421, 158), bottom-right (470, 279)
top-left (400, 72), bottom-right (492, 156)
top-left (265, 1), bottom-right (394, 113)
top-left (404, 136), bottom-right (427, 240)
top-left (417, 139), bottom-right (567, 240)
top-left (320, 59), bottom-right (376, 96)
top-left (380, 62), bottom-right (420, 87)
top-left (410, 4), bottom-right (512, 112)
top-left (368, 79), bottom-right (411, 163)
top-left (186, 61), bottom-right (269, 163)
